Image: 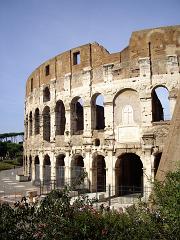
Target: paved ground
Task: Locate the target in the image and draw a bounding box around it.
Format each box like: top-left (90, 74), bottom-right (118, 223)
top-left (0, 167), bottom-right (39, 203)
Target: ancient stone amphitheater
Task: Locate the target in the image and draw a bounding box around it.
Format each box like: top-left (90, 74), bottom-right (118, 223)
top-left (24, 25), bottom-right (180, 198)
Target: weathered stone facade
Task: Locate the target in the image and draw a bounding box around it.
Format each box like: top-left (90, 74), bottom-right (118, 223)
top-left (24, 25), bottom-right (180, 198)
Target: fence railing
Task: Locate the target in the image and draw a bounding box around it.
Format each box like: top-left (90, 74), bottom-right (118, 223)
top-left (32, 179), bottom-right (151, 206)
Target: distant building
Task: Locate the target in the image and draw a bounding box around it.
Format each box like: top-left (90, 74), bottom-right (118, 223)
top-left (24, 25), bottom-right (180, 199)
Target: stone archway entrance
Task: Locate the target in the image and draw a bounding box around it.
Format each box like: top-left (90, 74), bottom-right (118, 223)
top-left (71, 155), bottom-right (84, 189)
top-left (92, 155), bottom-right (106, 192)
top-left (34, 156), bottom-right (40, 183)
top-left (56, 154), bottom-right (65, 188)
top-left (43, 154), bottom-right (51, 185)
top-left (115, 153), bottom-right (143, 196)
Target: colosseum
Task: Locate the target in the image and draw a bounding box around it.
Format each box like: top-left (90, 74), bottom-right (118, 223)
top-left (24, 25), bottom-right (180, 198)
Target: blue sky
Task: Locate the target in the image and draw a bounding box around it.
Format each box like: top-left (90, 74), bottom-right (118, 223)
top-left (0, 0), bottom-right (180, 133)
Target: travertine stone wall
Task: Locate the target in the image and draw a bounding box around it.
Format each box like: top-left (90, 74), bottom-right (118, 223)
top-left (24, 25), bottom-right (180, 198)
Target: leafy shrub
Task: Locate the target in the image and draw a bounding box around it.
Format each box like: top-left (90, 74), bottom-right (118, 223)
top-left (0, 170), bottom-right (180, 239)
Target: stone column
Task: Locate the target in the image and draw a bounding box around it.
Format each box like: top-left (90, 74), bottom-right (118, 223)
top-left (105, 147), bottom-right (115, 196)
top-left (50, 151), bottom-right (56, 188)
top-left (83, 100), bottom-right (92, 145)
top-left (141, 133), bottom-right (155, 200)
top-left (83, 148), bottom-right (91, 190)
top-left (140, 96), bottom-right (152, 126)
top-left (104, 99), bottom-right (114, 136)
top-left (50, 108), bottom-right (55, 142)
top-left (64, 104), bottom-right (71, 144)
top-left (31, 157), bottom-right (35, 181)
top-left (64, 149), bottom-right (71, 185)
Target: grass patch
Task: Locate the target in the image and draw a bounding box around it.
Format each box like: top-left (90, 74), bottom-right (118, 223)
top-left (0, 159), bottom-right (21, 171)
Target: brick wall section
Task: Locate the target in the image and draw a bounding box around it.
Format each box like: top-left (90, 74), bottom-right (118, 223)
top-left (26, 25), bottom-right (180, 96)
top-left (156, 89), bottom-right (180, 181)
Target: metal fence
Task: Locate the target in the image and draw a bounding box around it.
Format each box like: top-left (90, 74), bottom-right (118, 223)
top-left (32, 178), bottom-right (151, 206)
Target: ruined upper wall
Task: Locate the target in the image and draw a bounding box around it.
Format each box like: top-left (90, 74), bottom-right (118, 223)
top-left (26, 25), bottom-right (180, 96)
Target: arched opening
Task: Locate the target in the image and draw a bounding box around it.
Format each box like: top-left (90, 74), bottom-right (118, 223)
top-left (91, 94), bottom-right (105, 130)
top-left (25, 115), bottom-right (28, 139)
top-left (29, 112), bottom-right (33, 136)
top-left (43, 154), bottom-right (51, 185)
top-left (92, 155), bottom-right (106, 192)
top-left (43, 106), bottom-right (50, 142)
top-left (71, 155), bottom-right (84, 188)
top-left (71, 97), bottom-right (84, 135)
top-left (115, 153), bottom-right (143, 196)
top-left (56, 154), bottom-right (65, 188)
top-left (43, 86), bottom-right (50, 102)
top-left (29, 155), bottom-right (32, 179)
top-left (154, 152), bottom-right (162, 177)
top-left (55, 100), bottom-right (66, 136)
top-left (152, 86), bottom-right (171, 122)
top-left (34, 108), bottom-right (40, 135)
top-left (95, 138), bottom-right (100, 146)
top-left (34, 156), bottom-right (40, 182)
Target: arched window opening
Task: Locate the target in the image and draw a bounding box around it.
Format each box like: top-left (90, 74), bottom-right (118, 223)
top-left (43, 106), bottom-right (50, 142)
top-left (71, 155), bottom-right (84, 189)
top-left (152, 86), bottom-right (171, 122)
top-left (122, 105), bottom-right (134, 125)
top-left (34, 156), bottom-right (40, 183)
top-left (43, 86), bottom-right (50, 102)
top-left (91, 94), bottom-right (105, 130)
top-left (34, 108), bottom-right (40, 135)
top-left (29, 112), bottom-right (33, 136)
top-left (95, 138), bottom-right (100, 146)
top-left (71, 97), bottom-right (84, 135)
top-left (92, 155), bottom-right (106, 192)
top-left (154, 152), bottom-right (162, 177)
top-left (25, 115), bottom-right (28, 139)
top-left (56, 154), bottom-right (65, 188)
top-left (55, 101), bottom-right (66, 136)
top-left (29, 155), bottom-right (32, 179)
top-left (43, 154), bottom-right (51, 185)
top-left (115, 153), bottom-right (143, 196)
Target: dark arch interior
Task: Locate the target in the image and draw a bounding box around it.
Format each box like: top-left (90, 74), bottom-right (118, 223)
top-left (71, 155), bottom-right (84, 188)
top-left (34, 108), bottom-right (40, 135)
top-left (55, 101), bottom-right (66, 136)
top-left (95, 138), bottom-right (100, 146)
top-left (29, 112), bottom-right (32, 136)
top-left (44, 155), bottom-right (51, 165)
top-left (34, 156), bottom-right (40, 183)
top-left (43, 87), bottom-right (50, 102)
top-left (91, 94), bottom-right (105, 130)
top-left (56, 154), bottom-right (65, 166)
top-left (71, 97), bottom-right (84, 135)
top-left (56, 154), bottom-right (65, 188)
top-left (35, 156), bottom-right (39, 164)
top-left (43, 155), bottom-right (51, 184)
top-left (92, 155), bottom-right (106, 192)
top-left (43, 106), bottom-right (50, 142)
top-left (115, 153), bottom-right (143, 196)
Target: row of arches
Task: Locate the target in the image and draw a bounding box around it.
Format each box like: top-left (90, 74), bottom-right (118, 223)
top-left (25, 152), bottom-right (161, 196)
top-left (26, 86), bottom-right (171, 140)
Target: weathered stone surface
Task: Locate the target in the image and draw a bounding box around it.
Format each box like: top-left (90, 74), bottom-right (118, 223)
top-left (24, 25), bottom-right (180, 198)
